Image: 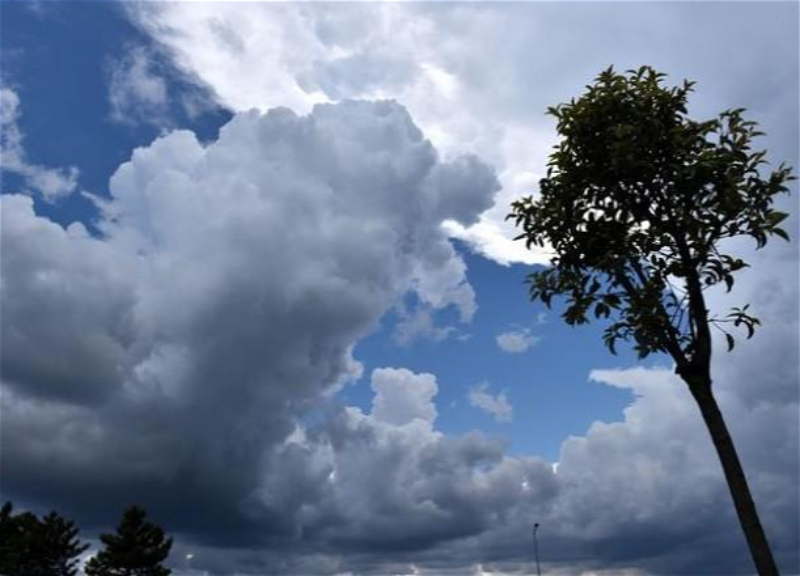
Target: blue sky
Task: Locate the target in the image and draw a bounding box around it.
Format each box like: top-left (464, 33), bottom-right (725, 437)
top-left (1, 1), bottom-right (232, 225)
top-left (347, 248), bottom-right (641, 459)
top-left (1, 2), bottom-right (798, 575)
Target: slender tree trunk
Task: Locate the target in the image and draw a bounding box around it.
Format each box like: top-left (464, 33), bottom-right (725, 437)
top-left (689, 380), bottom-right (780, 576)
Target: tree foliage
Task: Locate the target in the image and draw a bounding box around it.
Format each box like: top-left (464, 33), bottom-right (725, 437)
top-left (85, 506), bottom-right (172, 576)
top-left (509, 66), bottom-right (793, 378)
top-left (0, 502), bottom-right (88, 576)
top-left (509, 65), bottom-right (793, 576)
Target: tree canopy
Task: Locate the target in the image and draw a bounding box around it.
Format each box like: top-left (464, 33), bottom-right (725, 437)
top-left (510, 66), bottom-right (793, 379)
top-left (0, 502), bottom-right (88, 576)
top-left (85, 506), bottom-right (173, 576)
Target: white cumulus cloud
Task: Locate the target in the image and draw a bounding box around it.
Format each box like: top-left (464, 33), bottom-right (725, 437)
top-left (124, 2), bottom-right (552, 265)
top-left (495, 328), bottom-right (540, 354)
top-left (1, 99), bottom-right (498, 543)
top-left (371, 367), bottom-right (438, 426)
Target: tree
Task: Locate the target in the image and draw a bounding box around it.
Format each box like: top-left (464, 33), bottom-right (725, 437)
top-left (29, 511), bottom-right (90, 576)
top-left (509, 66), bottom-right (793, 575)
top-left (85, 506), bottom-right (173, 576)
top-left (0, 502), bottom-right (23, 575)
top-left (0, 502), bottom-right (88, 576)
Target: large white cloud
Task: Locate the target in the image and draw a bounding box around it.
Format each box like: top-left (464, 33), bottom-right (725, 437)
top-left (1, 99), bottom-right (498, 539)
top-left (370, 367), bottom-right (438, 426)
top-left (3, 166), bottom-right (797, 572)
top-left (124, 2), bottom-right (798, 267)
top-left (124, 2), bottom-right (551, 265)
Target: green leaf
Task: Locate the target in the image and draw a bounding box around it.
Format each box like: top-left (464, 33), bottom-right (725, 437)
top-left (724, 275), bottom-right (734, 292)
top-left (767, 211), bottom-right (789, 226)
top-left (772, 227), bottom-right (790, 242)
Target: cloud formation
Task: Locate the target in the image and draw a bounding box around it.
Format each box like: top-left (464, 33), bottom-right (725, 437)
top-left (125, 2), bottom-right (552, 265)
top-left (370, 368), bottom-right (438, 426)
top-left (107, 46), bottom-right (169, 125)
top-left (468, 383), bottom-right (514, 424)
top-left (0, 88), bottom-right (80, 201)
top-left (496, 328), bottom-right (540, 354)
top-left (2, 156), bottom-right (797, 572)
top-left (165, 366), bottom-right (556, 575)
top-left (1, 99), bottom-right (498, 544)
top-left (125, 2), bottom-right (798, 268)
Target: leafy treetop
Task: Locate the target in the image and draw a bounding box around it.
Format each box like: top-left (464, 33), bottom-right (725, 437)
top-left (510, 66), bottom-right (793, 380)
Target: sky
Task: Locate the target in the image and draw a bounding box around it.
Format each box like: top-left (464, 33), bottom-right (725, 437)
top-left (0, 2), bottom-right (798, 575)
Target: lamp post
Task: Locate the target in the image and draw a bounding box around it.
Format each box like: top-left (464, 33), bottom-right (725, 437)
top-left (533, 523), bottom-right (541, 576)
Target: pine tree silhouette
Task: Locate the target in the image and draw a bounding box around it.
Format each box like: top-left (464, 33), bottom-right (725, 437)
top-left (85, 506), bottom-right (172, 576)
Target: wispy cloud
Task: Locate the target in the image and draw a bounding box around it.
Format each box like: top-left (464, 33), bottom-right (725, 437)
top-left (1, 87), bottom-right (79, 201)
top-left (393, 308), bottom-right (458, 346)
top-left (469, 382), bottom-right (513, 423)
top-left (107, 46), bottom-right (169, 126)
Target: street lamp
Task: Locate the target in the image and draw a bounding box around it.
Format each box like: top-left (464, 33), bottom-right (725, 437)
top-left (532, 523), bottom-right (541, 576)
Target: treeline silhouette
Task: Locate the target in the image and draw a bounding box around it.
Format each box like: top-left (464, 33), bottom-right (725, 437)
top-left (0, 502), bottom-right (172, 576)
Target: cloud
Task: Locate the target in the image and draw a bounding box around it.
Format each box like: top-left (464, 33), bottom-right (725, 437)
top-left (123, 2), bottom-right (548, 265)
top-left (243, 367), bottom-right (556, 573)
top-left (1, 100), bottom-right (498, 544)
top-left (443, 218), bottom-right (550, 267)
top-left (106, 44), bottom-right (219, 127)
top-left (0, 197), bottom-right (135, 404)
top-left (495, 328), bottom-right (540, 354)
top-left (125, 2), bottom-right (798, 268)
top-left (370, 367), bottom-right (438, 426)
top-left (468, 383), bottom-right (513, 424)
top-left (244, 211), bottom-right (797, 575)
top-left (107, 46), bottom-right (169, 126)
top-left (392, 307), bottom-right (458, 346)
top-left (0, 87), bottom-right (80, 201)
top-left (3, 199), bottom-right (797, 574)
top-left (148, 366), bottom-right (557, 575)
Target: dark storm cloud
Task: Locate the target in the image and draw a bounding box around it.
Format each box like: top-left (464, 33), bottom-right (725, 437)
top-left (154, 367), bottom-right (559, 575)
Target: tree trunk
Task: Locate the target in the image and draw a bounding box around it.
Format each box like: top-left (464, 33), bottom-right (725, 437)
top-left (689, 380), bottom-right (780, 576)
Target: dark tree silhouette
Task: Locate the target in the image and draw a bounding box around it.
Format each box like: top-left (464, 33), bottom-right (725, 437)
top-left (0, 502), bottom-right (24, 575)
top-left (509, 66), bottom-right (793, 575)
top-left (85, 506), bottom-right (172, 576)
top-left (0, 502), bottom-right (88, 576)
